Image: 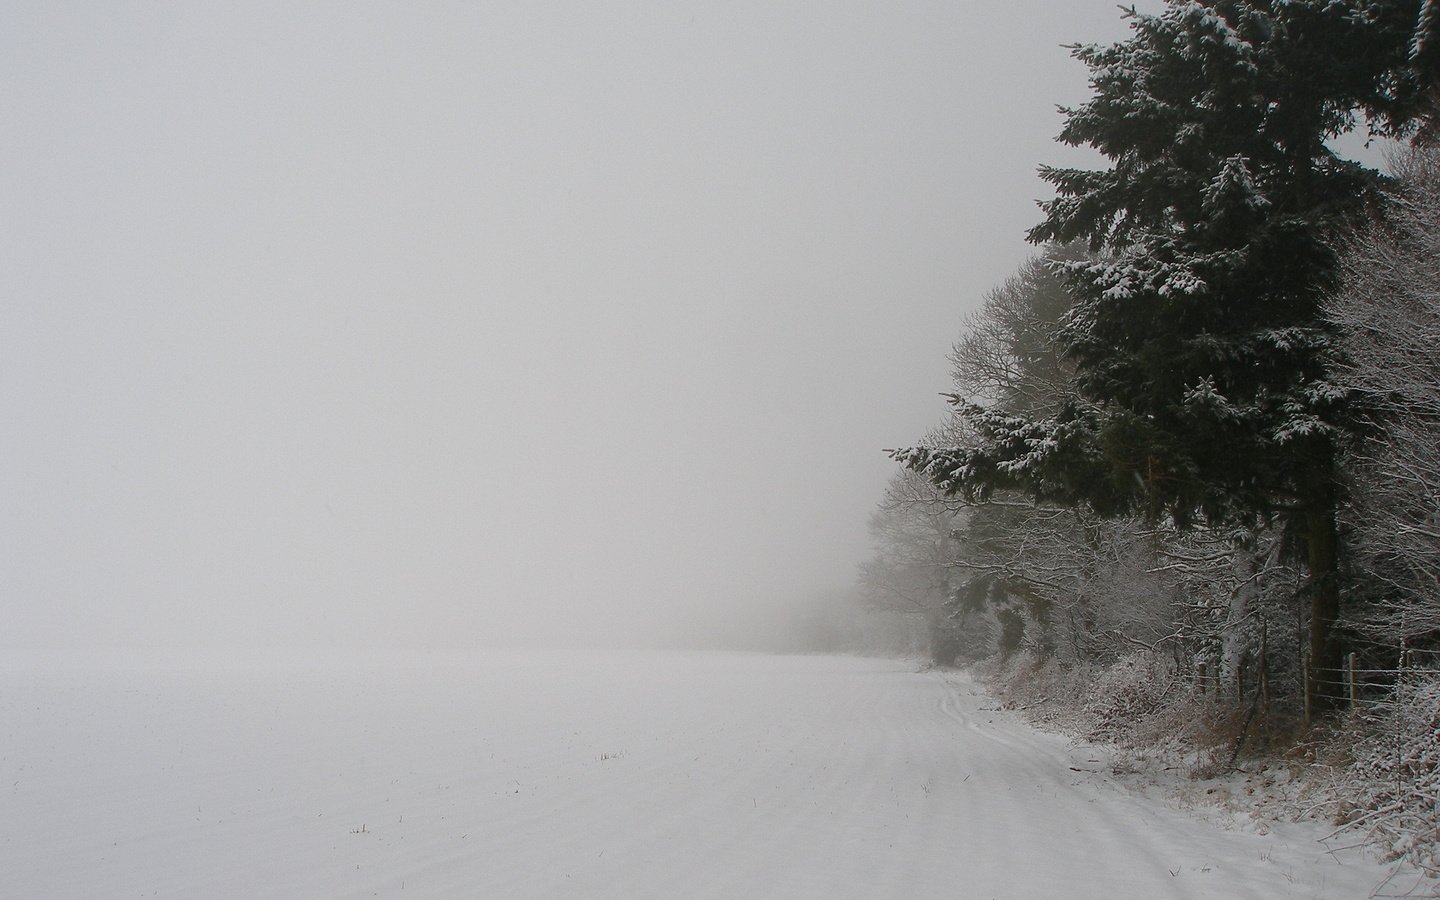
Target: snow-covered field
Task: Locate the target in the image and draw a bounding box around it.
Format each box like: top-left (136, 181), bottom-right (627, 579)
top-left (1, 651), bottom-right (1399, 898)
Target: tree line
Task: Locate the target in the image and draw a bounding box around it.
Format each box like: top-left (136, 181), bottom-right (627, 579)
top-left (862, 0), bottom-right (1440, 723)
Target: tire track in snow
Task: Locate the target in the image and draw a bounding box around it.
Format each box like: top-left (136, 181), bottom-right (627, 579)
top-left (3, 653), bottom-right (1394, 899)
top-left (916, 669), bottom-right (1374, 900)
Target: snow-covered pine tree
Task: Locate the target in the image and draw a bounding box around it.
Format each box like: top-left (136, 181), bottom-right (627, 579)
top-left (895, 0), bottom-right (1439, 713)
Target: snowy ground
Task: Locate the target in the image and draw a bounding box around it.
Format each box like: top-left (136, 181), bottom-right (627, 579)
top-left (0, 651), bottom-right (1408, 898)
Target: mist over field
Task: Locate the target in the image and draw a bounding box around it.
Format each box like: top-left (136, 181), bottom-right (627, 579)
top-left (1, 2), bottom-right (1152, 654)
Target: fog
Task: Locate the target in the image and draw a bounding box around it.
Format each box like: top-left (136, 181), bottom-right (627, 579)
top-left (2, 2), bottom-right (1145, 653)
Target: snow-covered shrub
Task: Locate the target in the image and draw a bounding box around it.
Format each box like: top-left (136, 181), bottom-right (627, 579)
top-left (1334, 672), bottom-right (1440, 871)
top-left (981, 651), bottom-right (1095, 732)
top-left (1079, 652), bottom-right (1184, 744)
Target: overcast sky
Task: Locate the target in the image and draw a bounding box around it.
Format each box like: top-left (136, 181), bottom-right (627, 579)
top-left (2, 1), bottom-right (1158, 652)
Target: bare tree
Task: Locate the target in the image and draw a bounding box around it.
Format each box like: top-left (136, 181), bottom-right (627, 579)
top-left (1328, 144), bottom-right (1440, 644)
top-left (858, 465), bottom-right (969, 664)
top-left (949, 244), bottom-right (1082, 416)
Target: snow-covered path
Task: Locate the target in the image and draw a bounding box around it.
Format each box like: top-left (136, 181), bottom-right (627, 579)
top-left (1, 652), bottom-right (1394, 898)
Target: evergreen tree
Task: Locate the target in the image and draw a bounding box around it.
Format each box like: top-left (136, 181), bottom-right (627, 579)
top-left (896, 0), bottom-right (1438, 712)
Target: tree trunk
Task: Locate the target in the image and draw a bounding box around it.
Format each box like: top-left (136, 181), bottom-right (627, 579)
top-left (1305, 486), bottom-right (1343, 715)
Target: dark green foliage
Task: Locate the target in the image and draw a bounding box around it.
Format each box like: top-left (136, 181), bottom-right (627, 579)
top-left (1028, 0), bottom-right (1430, 525)
top-left (895, 0), bottom-right (1438, 713)
top-left (900, 0), bottom-right (1435, 525)
top-left (995, 608), bottom-right (1025, 659)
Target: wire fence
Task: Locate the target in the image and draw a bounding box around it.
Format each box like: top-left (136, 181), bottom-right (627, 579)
top-left (1177, 644), bottom-right (1440, 720)
top-left (1304, 649), bottom-right (1440, 717)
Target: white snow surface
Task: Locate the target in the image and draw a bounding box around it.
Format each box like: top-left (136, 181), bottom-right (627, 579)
top-left (1, 651), bottom-right (1396, 898)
